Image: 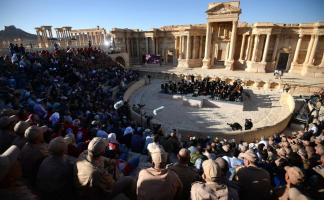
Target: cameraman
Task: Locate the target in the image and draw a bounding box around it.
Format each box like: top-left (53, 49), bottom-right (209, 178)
top-left (245, 119), bottom-right (253, 130)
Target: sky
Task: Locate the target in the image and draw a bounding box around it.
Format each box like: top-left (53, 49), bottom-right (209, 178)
top-left (0, 0), bottom-right (323, 35)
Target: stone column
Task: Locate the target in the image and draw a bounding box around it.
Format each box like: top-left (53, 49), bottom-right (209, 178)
top-left (251, 34), bottom-right (259, 62)
top-left (272, 34), bottom-right (280, 62)
top-left (186, 34), bottom-right (191, 60)
top-left (152, 37), bottom-right (155, 55)
top-left (48, 29), bottom-right (53, 38)
top-left (239, 34), bottom-right (246, 60)
top-left (79, 33), bottom-right (82, 46)
top-left (261, 33), bottom-right (271, 63)
top-left (181, 36), bottom-right (186, 59)
top-left (93, 33), bottom-right (97, 46)
top-left (125, 37), bottom-right (128, 53)
top-left (136, 37), bottom-right (140, 57)
top-left (202, 22), bottom-right (212, 68)
top-left (66, 30), bottom-right (70, 39)
top-left (71, 33), bottom-right (74, 46)
top-left (320, 53), bottom-right (324, 67)
top-left (100, 33), bottom-right (104, 45)
top-left (63, 30), bottom-right (67, 39)
top-left (225, 42), bottom-right (230, 61)
top-left (192, 36), bottom-right (199, 59)
top-left (127, 37), bottom-right (131, 54)
top-left (192, 36), bottom-right (196, 59)
top-left (292, 34), bottom-right (303, 64)
top-left (71, 33), bottom-right (75, 46)
top-left (43, 29), bottom-right (48, 38)
top-left (87, 33), bottom-right (90, 44)
top-left (76, 33), bottom-right (79, 46)
top-left (308, 34), bottom-right (319, 65)
top-left (129, 38), bottom-right (133, 56)
top-left (156, 37), bottom-right (159, 55)
top-left (165, 49), bottom-right (168, 64)
top-left (86, 32), bottom-right (89, 44)
top-left (90, 33), bottom-right (93, 45)
top-left (227, 20), bottom-right (238, 62)
top-left (58, 30), bottom-right (61, 39)
top-left (55, 30), bottom-right (59, 39)
top-left (245, 34), bottom-right (252, 60)
top-left (304, 35), bottom-right (315, 64)
top-left (178, 36), bottom-right (182, 58)
top-left (95, 33), bottom-right (99, 46)
top-left (85, 33), bottom-right (89, 45)
top-left (145, 37), bottom-right (149, 54)
top-left (55, 30), bottom-right (58, 40)
top-left (82, 33), bottom-right (85, 46)
top-left (199, 36), bottom-right (204, 59)
top-left (175, 36), bottom-right (179, 59)
top-left (61, 30), bottom-right (65, 39)
top-left (97, 33), bottom-right (101, 45)
top-left (92, 33), bottom-right (96, 45)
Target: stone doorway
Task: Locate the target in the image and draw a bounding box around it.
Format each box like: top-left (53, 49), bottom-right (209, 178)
top-left (276, 53), bottom-right (289, 71)
top-left (116, 56), bottom-right (126, 67)
top-left (212, 42), bottom-right (227, 68)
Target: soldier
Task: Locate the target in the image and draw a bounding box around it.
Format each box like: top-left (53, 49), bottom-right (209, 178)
top-left (191, 159), bottom-right (239, 200)
top-left (168, 148), bottom-right (200, 200)
top-left (137, 147), bottom-right (183, 200)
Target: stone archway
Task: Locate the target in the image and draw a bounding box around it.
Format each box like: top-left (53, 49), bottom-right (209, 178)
top-left (108, 53), bottom-right (130, 67)
top-left (115, 56), bottom-right (126, 67)
top-left (275, 48), bottom-right (293, 72)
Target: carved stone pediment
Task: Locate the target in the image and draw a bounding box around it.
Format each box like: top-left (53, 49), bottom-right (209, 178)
top-left (206, 3), bottom-right (241, 15)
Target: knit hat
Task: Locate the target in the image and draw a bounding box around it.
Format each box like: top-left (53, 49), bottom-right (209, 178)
top-left (285, 166), bottom-right (304, 185)
top-left (239, 149), bottom-right (257, 162)
top-left (49, 112), bottom-right (60, 125)
top-left (14, 121), bottom-right (30, 135)
top-left (49, 137), bottom-right (67, 155)
top-left (124, 126), bottom-right (134, 136)
top-left (24, 125), bottom-right (47, 143)
top-left (0, 115), bottom-right (18, 129)
top-left (88, 137), bottom-right (106, 157)
top-left (0, 145), bottom-right (20, 181)
top-left (202, 159), bottom-right (221, 181)
top-left (64, 133), bottom-right (76, 145)
top-left (96, 130), bottom-right (108, 139)
top-left (150, 147), bottom-right (167, 164)
top-left (108, 133), bottom-right (118, 144)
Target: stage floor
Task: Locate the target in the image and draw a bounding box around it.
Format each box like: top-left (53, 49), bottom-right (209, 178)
top-left (129, 79), bottom-right (289, 133)
top-left (131, 65), bottom-right (324, 90)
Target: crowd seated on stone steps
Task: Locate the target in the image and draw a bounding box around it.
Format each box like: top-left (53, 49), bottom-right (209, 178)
top-left (161, 77), bottom-right (243, 102)
top-left (0, 48), bottom-right (324, 200)
top-left (0, 46), bottom-right (139, 198)
top-left (0, 109), bottom-right (323, 200)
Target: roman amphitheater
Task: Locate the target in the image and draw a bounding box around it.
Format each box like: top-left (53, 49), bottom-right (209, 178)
top-left (2, 1), bottom-right (323, 141)
top-left (1, 1), bottom-right (324, 199)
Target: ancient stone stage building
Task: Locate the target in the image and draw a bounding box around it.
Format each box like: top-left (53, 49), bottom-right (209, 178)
top-left (110, 1), bottom-right (324, 77)
top-left (70, 26), bottom-right (107, 47)
top-left (35, 26), bottom-right (54, 48)
top-left (34, 25), bottom-right (107, 49)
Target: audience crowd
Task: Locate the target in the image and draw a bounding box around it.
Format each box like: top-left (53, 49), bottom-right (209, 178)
top-left (0, 45), bottom-right (324, 200)
top-left (161, 78), bottom-right (243, 102)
